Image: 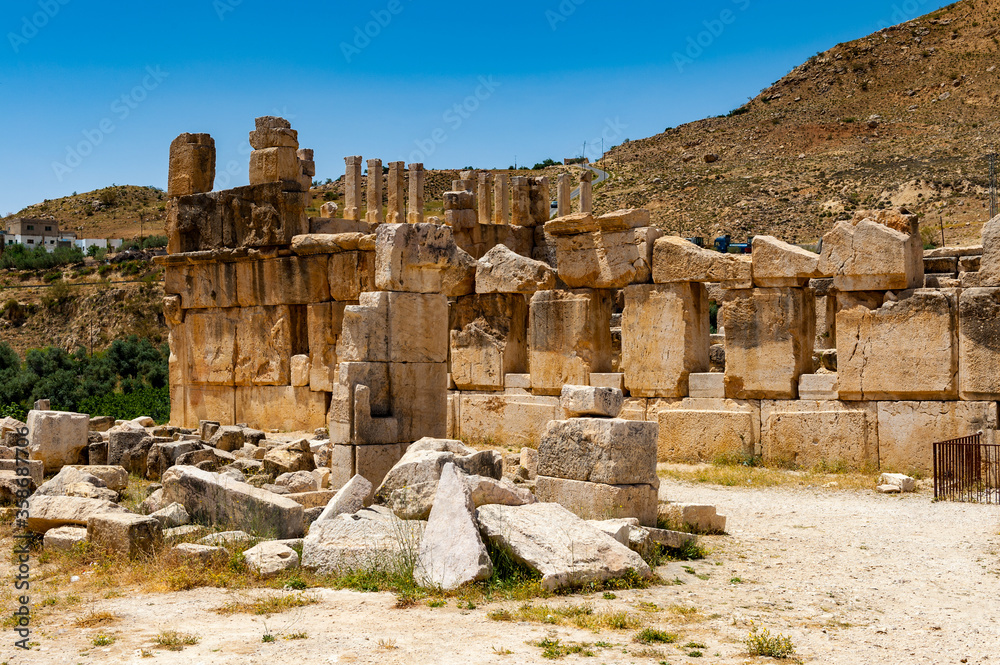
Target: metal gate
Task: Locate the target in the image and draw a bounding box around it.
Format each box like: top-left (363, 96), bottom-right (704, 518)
top-left (933, 432), bottom-right (1000, 504)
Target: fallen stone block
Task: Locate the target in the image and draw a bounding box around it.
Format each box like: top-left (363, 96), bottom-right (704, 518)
top-left (164, 525), bottom-right (209, 543)
top-left (243, 540), bottom-right (300, 577)
top-left (316, 474), bottom-right (372, 523)
top-left (415, 463), bottom-right (492, 590)
top-left (658, 503), bottom-right (727, 534)
top-left (27, 410), bottom-right (89, 473)
top-left (528, 289), bottom-right (614, 395)
top-left (537, 418), bottom-right (658, 486)
top-left (24, 494), bottom-right (127, 533)
top-left (477, 502), bottom-right (652, 591)
top-left (64, 465), bottom-right (128, 492)
top-left (475, 244), bottom-right (556, 294)
top-left (275, 470), bottom-right (319, 493)
top-left (162, 465), bottom-right (304, 539)
top-left (751, 235), bottom-right (822, 287)
top-left (284, 490), bottom-right (337, 509)
top-left (87, 513), bottom-right (162, 558)
top-left (302, 505), bottom-right (425, 575)
top-left (172, 542), bottom-right (228, 564)
top-left (43, 525), bottom-right (88, 552)
top-left (149, 502), bottom-right (191, 529)
top-left (818, 219), bottom-right (923, 291)
top-left (534, 476), bottom-right (658, 526)
top-left (560, 385), bottom-right (624, 418)
top-left (465, 475), bottom-right (536, 509)
top-left (878, 473), bottom-right (916, 493)
top-left (375, 223), bottom-right (476, 296)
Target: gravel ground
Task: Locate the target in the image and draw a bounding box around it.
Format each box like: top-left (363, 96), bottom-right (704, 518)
top-left (6, 479), bottom-right (999, 664)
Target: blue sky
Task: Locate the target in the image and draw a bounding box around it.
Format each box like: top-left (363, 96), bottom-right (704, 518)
top-left (0, 0), bottom-right (950, 214)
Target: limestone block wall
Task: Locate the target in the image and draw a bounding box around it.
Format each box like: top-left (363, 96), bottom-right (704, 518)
top-left (161, 118), bottom-right (1000, 479)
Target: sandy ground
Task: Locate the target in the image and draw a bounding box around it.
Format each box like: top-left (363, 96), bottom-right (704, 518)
top-left (5, 479), bottom-right (1000, 664)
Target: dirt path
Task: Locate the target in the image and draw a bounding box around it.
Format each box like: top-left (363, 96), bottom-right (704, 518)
top-left (6, 480), bottom-right (999, 664)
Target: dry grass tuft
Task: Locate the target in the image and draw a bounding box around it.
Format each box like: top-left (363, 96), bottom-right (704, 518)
top-left (74, 610), bottom-right (119, 628)
top-left (488, 602), bottom-right (643, 631)
top-left (214, 592), bottom-right (318, 616)
top-left (659, 462), bottom-right (878, 491)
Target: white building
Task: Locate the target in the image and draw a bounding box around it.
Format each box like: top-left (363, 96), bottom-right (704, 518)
top-left (5, 218), bottom-right (76, 252)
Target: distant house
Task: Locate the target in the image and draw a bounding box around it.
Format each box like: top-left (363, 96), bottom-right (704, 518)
top-left (5, 218), bottom-right (77, 251)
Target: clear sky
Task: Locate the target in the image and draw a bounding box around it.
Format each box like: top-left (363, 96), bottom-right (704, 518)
top-left (0, 0), bottom-right (951, 214)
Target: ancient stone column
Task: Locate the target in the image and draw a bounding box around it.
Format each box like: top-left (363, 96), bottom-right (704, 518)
top-left (407, 163), bottom-right (425, 224)
top-left (511, 176), bottom-right (532, 227)
top-left (477, 173), bottom-right (493, 225)
top-left (366, 158), bottom-right (384, 224)
top-left (493, 174), bottom-right (510, 225)
top-left (557, 173), bottom-right (571, 218)
top-left (529, 177), bottom-right (550, 227)
top-left (297, 148), bottom-right (315, 192)
top-left (386, 161), bottom-right (406, 224)
top-left (579, 170), bottom-right (594, 214)
top-left (168, 133), bottom-right (216, 199)
top-left (344, 156), bottom-right (363, 221)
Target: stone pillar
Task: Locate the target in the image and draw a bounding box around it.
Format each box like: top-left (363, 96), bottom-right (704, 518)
top-left (453, 170), bottom-right (475, 193)
top-left (344, 156), bottom-right (363, 221)
top-left (477, 173), bottom-right (493, 225)
top-left (168, 133), bottom-right (216, 199)
top-left (297, 148), bottom-right (315, 193)
top-left (557, 173), bottom-right (571, 218)
top-left (249, 116), bottom-right (303, 190)
top-left (579, 170), bottom-right (594, 214)
top-left (493, 174), bottom-right (510, 225)
top-left (407, 163), bottom-right (424, 224)
top-left (529, 177), bottom-right (550, 227)
top-left (386, 161), bottom-right (405, 224)
top-left (366, 158), bottom-right (384, 224)
top-left (511, 176), bottom-right (532, 227)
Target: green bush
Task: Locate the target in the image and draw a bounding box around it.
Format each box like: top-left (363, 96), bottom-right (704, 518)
top-left (0, 336), bottom-right (169, 421)
top-left (744, 624), bottom-right (795, 658)
top-left (0, 244), bottom-right (85, 271)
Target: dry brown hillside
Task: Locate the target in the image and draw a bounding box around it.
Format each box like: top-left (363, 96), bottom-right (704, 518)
top-left (598, 0), bottom-right (1000, 247)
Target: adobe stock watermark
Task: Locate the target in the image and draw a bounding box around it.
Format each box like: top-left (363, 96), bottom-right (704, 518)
top-left (8, 0), bottom-right (71, 54)
top-left (51, 66), bottom-right (169, 182)
top-left (673, 0), bottom-right (751, 73)
top-left (546, 0), bottom-right (587, 31)
top-left (341, 0), bottom-right (409, 63)
top-left (12, 425), bottom-right (32, 650)
top-left (874, 0), bottom-right (934, 30)
top-left (408, 76), bottom-right (500, 164)
top-left (213, 0), bottom-right (242, 21)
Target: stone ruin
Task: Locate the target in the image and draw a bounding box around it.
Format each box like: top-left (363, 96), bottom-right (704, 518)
top-left (11, 114), bottom-right (1000, 590)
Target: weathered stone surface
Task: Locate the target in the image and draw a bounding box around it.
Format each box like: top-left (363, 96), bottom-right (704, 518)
top-left (554, 227), bottom-right (660, 289)
top-left (0, 470), bottom-right (34, 504)
top-left (760, 400), bottom-right (878, 471)
top-left (653, 236), bottom-right (752, 287)
top-left (389, 362), bottom-right (448, 442)
top-left (450, 293), bottom-right (528, 392)
top-left (316, 474), bottom-right (372, 523)
top-left (87, 513), bottom-right (162, 558)
top-left (302, 505), bottom-right (425, 575)
top-left (477, 502), bottom-right (652, 590)
top-left (209, 426), bottom-right (245, 452)
top-left (798, 373), bottom-right (839, 400)
top-left (235, 386), bottom-right (329, 432)
top-left (980, 214), bottom-right (1000, 286)
top-left (168, 133), bottom-right (215, 198)
top-left (838, 290), bottom-right (957, 400)
top-left (275, 470), bottom-right (318, 493)
top-left (877, 401), bottom-right (998, 475)
top-left (24, 494), bottom-right (127, 533)
top-left (560, 385), bottom-right (624, 418)
top-left (879, 473), bottom-right (916, 492)
top-left (168, 183), bottom-right (308, 254)
top-left (651, 398), bottom-right (760, 463)
top-left (43, 525), bottom-right (88, 552)
top-left (284, 490), bottom-right (337, 508)
top-left (27, 410), bottom-right (89, 473)
top-left (171, 542), bottom-right (227, 564)
top-left (173, 308), bottom-right (240, 385)
top-left (263, 440), bottom-right (316, 476)
top-left (243, 541), bottom-right (300, 577)
top-left (752, 236), bottom-right (822, 287)
top-left (534, 476), bottom-right (658, 526)
top-left (622, 283), bottom-right (709, 398)
top-left (465, 475), bottom-right (536, 508)
top-left (307, 302), bottom-right (343, 393)
top-left (375, 223), bottom-right (476, 296)
top-left (198, 530), bottom-right (254, 547)
top-left (452, 393), bottom-right (560, 448)
top-left (355, 443), bottom-right (403, 501)
top-left (64, 465), bottom-right (128, 492)
top-left (688, 373), bottom-right (725, 398)
top-left (958, 288), bottom-right (1000, 399)
top-left (475, 244), bottom-right (556, 294)
top-left (64, 482), bottom-right (119, 502)
top-left (528, 289), bottom-right (613, 395)
top-left (237, 255), bottom-right (330, 307)
top-left (162, 465), bottom-right (304, 539)
top-left (658, 503), bottom-right (727, 534)
top-left (34, 466), bottom-right (108, 497)
top-left (249, 146), bottom-right (303, 188)
top-left (818, 219), bottom-right (923, 291)
top-left (164, 261), bottom-right (239, 309)
top-left (415, 463), bottom-right (492, 590)
top-left (149, 502), bottom-right (191, 528)
top-left (722, 288), bottom-right (814, 399)
top-left (538, 418), bottom-right (657, 485)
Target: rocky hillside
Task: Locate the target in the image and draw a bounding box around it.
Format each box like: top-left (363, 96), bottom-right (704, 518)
top-left (3, 185), bottom-right (169, 240)
top-left (597, 0), bottom-right (1000, 247)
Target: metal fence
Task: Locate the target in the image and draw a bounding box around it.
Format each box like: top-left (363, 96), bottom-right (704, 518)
top-left (933, 432), bottom-right (1000, 504)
